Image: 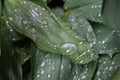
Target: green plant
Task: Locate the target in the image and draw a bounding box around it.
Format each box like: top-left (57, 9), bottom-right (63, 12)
top-left (0, 0), bottom-right (120, 80)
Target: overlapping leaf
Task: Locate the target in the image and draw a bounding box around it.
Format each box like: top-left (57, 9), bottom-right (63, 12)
top-left (6, 0), bottom-right (98, 64)
top-left (31, 44), bottom-right (72, 80)
top-left (64, 0), bottom-right (103, 22)
top-left (0, 18), bottom-right (22, 80)
top-left (93, 23), bottom-right (120, 55)
top-left (64, 0), bottom-right (100, 10)
top-left (93, 53), bottom-right (120, 80)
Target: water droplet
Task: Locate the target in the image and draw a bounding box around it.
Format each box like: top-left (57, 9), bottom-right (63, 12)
top-left (52, 67), bottom-right (55, 70)
top-left (88, 27), bottom-right (92, 33)
top-left (35, 7), bottom-right (38, 11)
top-left (42, 8), bottom-right (45, 11)
top-left (111, 61), bottom-right (115, 65)
top-left (41, 62), bottom-right (46, 67)
top-left (39, 13), bottom-right (42, 16)
top-left (97, 71), bottom-right (101, 75)
top-left (61, 64), bottom-right (64, 70)
top-left (47, 74), bottom-right (51, 78)
top-left (98, 13), bottom-right (101, 17)
top-left (81, 75), bottom-right (86, 79)
top-left (98, 78), bottom-right (102, 80)
top-left (43, 21), bottom-right (47, 25)
top-left (80, 60), bottom-right (83, 63)
top-left (41, 70), bottom-right (44, 74)
top-left (98, 5), bottom-right (102, 8)
top-left (60, 43), bottom-right (77, 55)
top-left (87, 49), bottom-right (90, 53)
top-left (79, 42), bottom-right (83, 45)
top-left (102, 40), bottom-right (105, 44)
top-left (37, 70), bottom-right (40, 73)
top-left (37, 74), bottom-right (40, 78)
top-left (9, 17), bottom-right (13, 20)
top-left (109, 66), bottom-right (113, 71)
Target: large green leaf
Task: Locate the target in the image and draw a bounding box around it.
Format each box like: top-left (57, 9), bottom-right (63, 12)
top-left (65, 0), bottom-right (103, 22)
top-left (6, 0), bottom-right (98, 64)
top-left (93, 23), bottom-right (120, 55)
top-left (93, 53), bottom-right (120, 80)
top-left (31, 44), bottom-right (72, 80)
top-left (102, 0), bottom-right (120, 29)
top-left (0, 18), bottom-right (22, 80)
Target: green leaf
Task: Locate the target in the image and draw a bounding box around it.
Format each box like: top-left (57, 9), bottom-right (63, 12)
top-left (6, 0), bottom-right (98, 64)
top-left (102, 0), bottom-right (120, 29)
top-left (70, 61), bottom-right (97, 80)
top-left (111, 68), bottom-right (120, 80)
top-left (93, 23), bottom-right (120, 55)
top-left (64, 0), bottom-right (100, 10)
top-left (31, 44), bottom-right (72, 80)
top-left (66, 11), bottom-right (96, 43)
top-left (77, 61), bottom-right (97, 80)
top-left (0, 18), bottom-right (22, 80)
top-left (93, 53), bottom-right (120, 80)
top-left (65, 0), bottom-right (103, 22)
top-left (70, 64), bottom-right (83, 80)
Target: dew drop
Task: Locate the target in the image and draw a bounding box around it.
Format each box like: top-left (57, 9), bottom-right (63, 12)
top-left (9, 17), bottom-right (13, 21)
top-left (80, 60), bottom-right (83, 63)
top-left (81, 75), bottom-right (86, 79)
top-left (41, 70), bottom-right (44, 74)
top-left (41, 61), bottom-right (46, 67)
top-left (60, 43), bottom-right (77, 55)
top-left (109, 66), bottom-right (113, 71)
top-left (37, 74), bottom-right (40, 78)
top-left (98, 13), bottom-right (101, 17)
top-left (102, 40), bottom-right (105, 44)
top-left (43, 20), bottom-right (47, 25)
top-left (47, 74), bottom-right (51, 78)
top-left (111, 61), bottom-right (115, 65)
top-left (79, 42), bottom-right (83, 45)
top-left (61, 64), bottom-right (64, 70)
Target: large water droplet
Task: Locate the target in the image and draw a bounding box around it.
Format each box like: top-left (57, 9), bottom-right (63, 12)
top-left (60, 43), bottom-right (77, 55)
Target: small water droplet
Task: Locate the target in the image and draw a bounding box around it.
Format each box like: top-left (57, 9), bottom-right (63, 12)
top-left (41, 70), bottom-right (44, 74)
top-left (43, 21), bottom-right (47, 25)
top-left (102, 40), bottom-right (105, 44)
top-left (81, 75), bottom-right (86, 79)
top-left (97, 71), bottom-right (101, 75)
top-left (35, 7), bottom-right (38, 11)
top-left (42, 8), bottom-right (45, 11)
top-left (111, 61), bottom-right (115, 65)
top-left (61, 64), bottom-right (64, 70)
top-left (41, 61), bottom-right (46, 67)
top-left (80, 60), bottom-right (83, 63)
top-left (79, 42), bottom-right (83, 45)
top-left (47, 74), bottom-right (51, 78)
top-left (98, 13), bottom-right (101, 17)
top-left (9, 17), bottom-right (13, 20)
top-left (37, 74), bottom-right (40, 78)
top-left (109, 66), bottom-right (113, 71)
